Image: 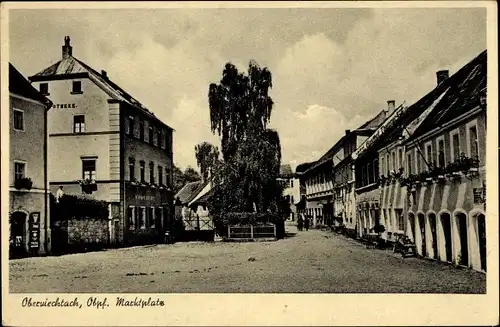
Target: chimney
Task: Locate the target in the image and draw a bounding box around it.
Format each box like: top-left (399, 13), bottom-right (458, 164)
top-left (436, 70), bottom-right (449, 85)
top-left (345, 129), bottom-right (351, 135)
top-left (101, 70), bottom-right (108, 79)
top-left (62, 36), bottom-right (72, 59)
top-left (387, 100), bottom-right (396, 114)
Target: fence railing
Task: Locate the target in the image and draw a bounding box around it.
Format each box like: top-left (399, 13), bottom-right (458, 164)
top-left (227, 224), bottom-right (276, 240)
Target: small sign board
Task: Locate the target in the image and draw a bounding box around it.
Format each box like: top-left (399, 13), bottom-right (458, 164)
top-left (29, 212), bottom-right (40, 249)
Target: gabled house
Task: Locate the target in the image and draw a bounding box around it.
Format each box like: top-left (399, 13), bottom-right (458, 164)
top-left (9, 63), bottom-right (53, 257)
top-left (29, 37), bottom-right (174, 246)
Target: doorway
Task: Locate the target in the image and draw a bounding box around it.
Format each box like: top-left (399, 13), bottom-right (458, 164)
top-left (418, 213), bottom-right (426, 256)
top-left (477, 214), bottom-right (486, 271)
top-left (440, 213), bottom-right (453, 262)
top-left (408, 213), bottom-right (416, 241)
top-left (456, 213), bottom-right (469, 266)
top-left (10, 211), bottom-right (27, 258)
top-left (428, 213), bottom-right (438, 259)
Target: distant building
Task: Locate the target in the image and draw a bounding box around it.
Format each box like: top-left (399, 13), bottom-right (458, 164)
top-left (302, 110), bottom-right (387, 227)
top-left (29, 37), bottom-right (174, 246)
top-left (9, 63), bottom-right (53, 258)
top-left (277, 164), bottom-right (297, 220)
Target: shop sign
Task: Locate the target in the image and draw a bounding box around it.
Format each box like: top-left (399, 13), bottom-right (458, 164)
top-left (135, 195), bottom-right (156, 201)
top-left (52, 103), bottom-right (77, 109)
top-left (29, 212), bottom-right (40, 249)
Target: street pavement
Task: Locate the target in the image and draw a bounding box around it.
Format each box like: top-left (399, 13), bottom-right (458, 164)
top-left (9, 223), bottom-right (485, 293)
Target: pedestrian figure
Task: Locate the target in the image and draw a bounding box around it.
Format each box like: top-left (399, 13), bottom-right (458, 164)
top-left (297, 215), bottom-right (303, 231)
top-left (304, 216), bottom-right (310, 231)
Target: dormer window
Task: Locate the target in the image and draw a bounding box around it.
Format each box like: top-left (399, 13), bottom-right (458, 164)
top-left (40, 83), bottom-right (49, 95)
top-left (72, 81), bottom-right (82, 94)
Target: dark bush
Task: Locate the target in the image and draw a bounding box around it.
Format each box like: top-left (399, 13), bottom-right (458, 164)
top-left (51, 194), bottom-right (109, 221)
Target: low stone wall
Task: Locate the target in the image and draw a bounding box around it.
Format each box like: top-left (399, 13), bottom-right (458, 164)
top-left (52, 218), bottom-right (109, 254)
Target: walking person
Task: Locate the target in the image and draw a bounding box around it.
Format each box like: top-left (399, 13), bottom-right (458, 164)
top-left (304, 215), bottom-right (310, 231)
top-left (297, 215), bottom-right (303, 231)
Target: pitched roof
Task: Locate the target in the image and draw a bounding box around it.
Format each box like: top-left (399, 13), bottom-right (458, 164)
top-left (407, 50), bottom-right (486, 142)
top-left (303, 110), bottom-right (386, 175)
top-left (9, 63), bottom-right (52, 106)
top-left (295, 161), bottom-right (316, 174)
top-left (174, 181), bottom-right (204, 205)
top-left (29, 46), bottom-right (173, 130)
top-left (279, 164), bottom-right (293, 177)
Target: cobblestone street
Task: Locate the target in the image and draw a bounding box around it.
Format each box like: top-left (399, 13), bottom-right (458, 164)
top-left (10, 224), bottom-right (485, 293)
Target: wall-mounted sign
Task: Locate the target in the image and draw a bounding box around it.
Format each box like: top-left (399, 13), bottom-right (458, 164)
top-left (135, 195), bottom-right (156, 202)
top-left (29, 212), bottom-right (40, 249)
top-left (52, 103), bottom-right (77, 109)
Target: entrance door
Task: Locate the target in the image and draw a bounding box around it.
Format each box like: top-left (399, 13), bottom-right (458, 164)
top-left (114, 219), bottom-right (120, 244)
top-left (429, 214), bottom-right (438, 259)
top-left (418, 214), bottom-right (426, 256)
top-left (10, 211), bottom-right (26, 258)
top-left (408, 213), bottom-right (416, 241)
top-left (477, 214), bottom-right (486, 271)
top-left (441, 213), bottom-right (453, 262)
top-left (456, 213), bottom-right (469, 266)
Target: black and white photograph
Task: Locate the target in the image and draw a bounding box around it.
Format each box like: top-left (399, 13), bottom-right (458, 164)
top-left (2, 1), bottom-right (497, 326)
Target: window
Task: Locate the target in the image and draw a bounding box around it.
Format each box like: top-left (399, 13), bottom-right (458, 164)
top-left (380, 157), bottom-right (385, 176)
top-left (451, 130), bottom-right (460, 162)
top-left (149, 162), bottom-right (155, 184)
top-left (437, 137), bottom-right (445, 168)
top-left (391, 152), bottom-right (396, 172)
top-left (72, 81), bottom-right (82, 93)
top-left (386, 154), bottom-right (390, 175)
top-left (139, 119), bottom-right (144, 140)
top-left (13, 109), bottom-right (24, 131)
top-left (367, 163), bottom-right (372, 184)
top-left (156, 129), bottom-right (162, 147)
top-left (425, 142), bottom-right (433, 168)
top-left (155, 208), bottom-right (162, 229)
top-left (139, 161), bottom-right (145, 182)
top-left (291, 180), bottom-right (294, 188)
top-left (467, 122), bottom-right (479, 160)
top-left (407, 153), bottom-right (412, 175)
top-left (127, 116), bottom-right (135, 135)
top-left (14, 161), bottom-right (26, 182)
top-left (129, 157), bottom-right (135, 181)
top-left (39, 83), bottom-right (49, 95)
top-left (158, 166), bottom-right (163, 185)
top-left (165, 167), bottom-right (171, 186)
top-left (398, 149), bottom-right (403, 170)
top-left (82, 159), bottom-right (96, 180)
top-left (148, 124), bottom-right (153, 143)
top-left (148, 207), bottom-right (155, 228)
top-left (160, 130), bottom-right (166, 149)
top-left (396, 209), bottom-right (404, 231)
top-left (73, 115), bottom-right (85, 133)
top-left (139, 207), bottom-right (146, 229)
top-left (127, 206), bottom-right (135, 230)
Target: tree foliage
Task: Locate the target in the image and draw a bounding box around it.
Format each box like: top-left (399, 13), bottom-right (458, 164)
top-left (194, 141), bottom-right (221, 182)
top-left (172, 164), bottom-right (202, 195)
top-left (207, 60), bottom-right (283, 221)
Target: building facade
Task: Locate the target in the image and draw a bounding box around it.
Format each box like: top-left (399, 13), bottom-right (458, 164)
top-left (277, 164), bottom-right (298, 220)
top-left (9, 63), bottom-right (53, 257)
top-left (29, 37), bottom-right (174, 246)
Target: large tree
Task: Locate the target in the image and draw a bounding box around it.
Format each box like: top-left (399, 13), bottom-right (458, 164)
top-left (172, 164), bottom-right (202, 195)
top-left (207, 60), bottom-right (282, 215)
top-left (194, 141), bottom-right (221, 182)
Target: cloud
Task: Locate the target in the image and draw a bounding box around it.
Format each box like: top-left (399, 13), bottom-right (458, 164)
top-left (8, 7), bottom-right (486, 171)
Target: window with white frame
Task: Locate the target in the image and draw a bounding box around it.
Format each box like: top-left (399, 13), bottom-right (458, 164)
top-left (127, 116), bottom-right (135, 135)
top-left (380, 156), bottom-right (385, 176)
top-left (82, 158), bottom-right (96, 180)
top-left (466, 120), bottom-right (479, 160)
top-left (436, 136), bottom-right (446, 168)
top-left (13, 109), bottom-right (24, 131)
top-left (127, 206), bottom-right (135, 230)
top-left (450, 129), bottom-right (460, 162)
top-left (139, 207), bottom-right (146, 229)
top-left (73, 115), bottom-right (85, 133)
top-left (391, 151), bottom-right (396, 172)
top-left (149, 162), bottom-right (155, 184)
top-left (14, 161), bottom-right (26, 182)
top-left (148, 207), bottom-right (155, 228)
top-left (425, 142), bottom-right (433, 168)
top-left (407, 152), bottom-right (412, 175)
top-left (129, 157), bottom-right (135, 181)
top-left (398, 148), bottom-right (403, 170)
top-left (139, 161), bottom-right (145, 182)
top-left (158, 166), bottom-right (163, 185)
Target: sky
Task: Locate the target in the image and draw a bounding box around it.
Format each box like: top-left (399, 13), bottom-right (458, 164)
top-left (8, 7), bottom-right (486, 171)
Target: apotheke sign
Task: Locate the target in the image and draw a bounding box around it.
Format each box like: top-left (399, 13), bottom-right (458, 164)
top-left (52, 103), bottom-right (77, 109)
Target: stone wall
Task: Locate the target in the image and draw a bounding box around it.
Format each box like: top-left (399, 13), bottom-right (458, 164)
top-left (68, 218), bottom-right (109, 245)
